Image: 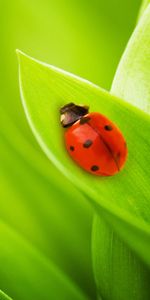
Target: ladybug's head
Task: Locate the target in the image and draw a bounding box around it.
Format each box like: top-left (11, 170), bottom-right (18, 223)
top-left (60, 103), bottom-right (89, 127)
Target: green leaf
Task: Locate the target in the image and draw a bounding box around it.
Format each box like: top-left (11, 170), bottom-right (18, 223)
top-left (0, 107), bottom-right (95, 299)
top-left (112, 4), bottom-right (150, 113)
top-left (0, 219), bottom-right (89, 300)
top-left (0, 290), bottom-right (13, 300)
top-left (17, 49), bottom-right (150, 269)
top-left (92, 215), bottom-right (150, 300)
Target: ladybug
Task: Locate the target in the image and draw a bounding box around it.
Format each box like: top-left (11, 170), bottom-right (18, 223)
top-left (60, 103), bottom-right (127, 176)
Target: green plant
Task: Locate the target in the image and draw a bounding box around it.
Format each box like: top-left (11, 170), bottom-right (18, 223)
top-left (16, 3), bottom-right (150, 300)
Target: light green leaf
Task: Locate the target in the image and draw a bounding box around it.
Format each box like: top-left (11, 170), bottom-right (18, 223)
top-left (17, 50), bottom-right (150, 268)
top-left (0, 290), bottom-right (13, 300)
top-left (112, 4), bottom-right (150, 113)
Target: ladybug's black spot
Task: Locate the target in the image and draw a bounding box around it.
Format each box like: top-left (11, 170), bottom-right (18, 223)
top-left (83, 139), bottom-right (93, 148)
top-left (104, 124), bottom-right (113, 131)
top-left (70, 146), bottom-right (75, 151)
top-left (80, 116), bottom-right (91, 125)
top-left (91, 165), bottom-right (99, 172)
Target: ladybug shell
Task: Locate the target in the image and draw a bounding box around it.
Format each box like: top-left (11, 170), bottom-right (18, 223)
top-left (65, 112), bottom-right (127, 176)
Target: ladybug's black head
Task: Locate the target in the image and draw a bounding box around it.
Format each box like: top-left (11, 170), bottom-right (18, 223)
top-left (60, 102), bottom-right (89, 127)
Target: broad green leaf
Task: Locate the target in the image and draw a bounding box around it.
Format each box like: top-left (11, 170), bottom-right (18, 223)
top-left (17, 50), bottom-right (150, 267)
top-left (0, 219), bottom-right (89, 300)
top-left (0, 290), bottom-right (13, 300)
top-left (0, 107), bottom-right (95, 299)
top-left (92, 5), bottom-right (150, 300)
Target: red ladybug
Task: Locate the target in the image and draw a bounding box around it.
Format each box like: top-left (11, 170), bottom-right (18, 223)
top-left (60, 103), bottom-right (127, 176)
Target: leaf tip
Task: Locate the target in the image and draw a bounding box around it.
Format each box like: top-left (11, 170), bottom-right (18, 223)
top-left (16, 48), bottom-right (22, 55)
top-left (16, 49), bottom-right (29, 62)
top-left (16, 50), bottom-right (37, 70)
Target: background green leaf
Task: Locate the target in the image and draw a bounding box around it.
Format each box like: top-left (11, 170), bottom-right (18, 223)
top-left (0, 219), bottom-right (89, 300)
top-left (17, 49), bottom-right (150, 269)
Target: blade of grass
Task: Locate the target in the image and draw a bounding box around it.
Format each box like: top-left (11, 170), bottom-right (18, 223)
top-left (17, 50), bottom-right (150, 267)
top-left (0, 290), bottom-right (13, 300)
